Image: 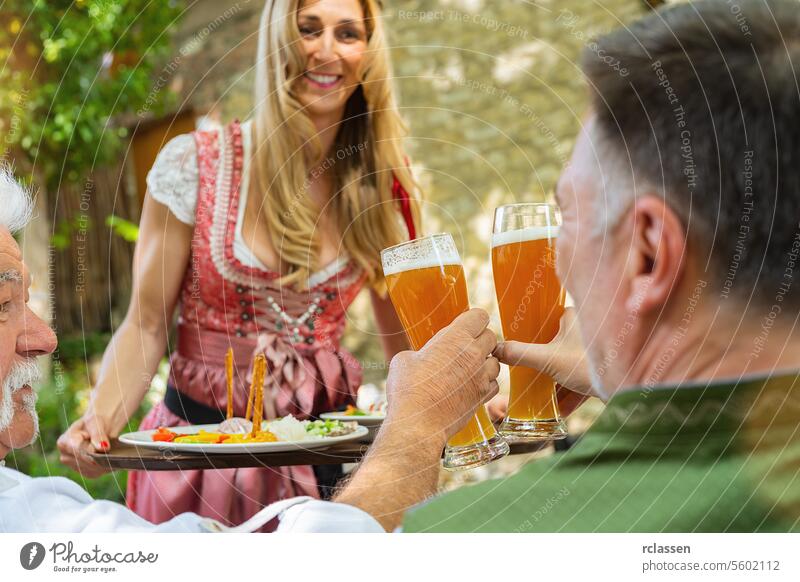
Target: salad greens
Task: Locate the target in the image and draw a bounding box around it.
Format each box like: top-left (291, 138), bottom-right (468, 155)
top-left (306, 419), bottom-right (347, 436)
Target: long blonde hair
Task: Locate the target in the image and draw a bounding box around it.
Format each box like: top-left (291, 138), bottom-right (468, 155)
top-left (251, 0), bottom-right (420, 288)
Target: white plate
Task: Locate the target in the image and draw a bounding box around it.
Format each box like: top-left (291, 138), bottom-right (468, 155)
top-left (119, 423), bottom-right (369, 454)
top-left (320, 412), bottom-right (385, 427)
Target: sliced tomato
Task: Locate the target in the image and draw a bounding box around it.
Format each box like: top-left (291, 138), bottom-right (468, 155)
top-left (152, 427), bottom-right (177, 442)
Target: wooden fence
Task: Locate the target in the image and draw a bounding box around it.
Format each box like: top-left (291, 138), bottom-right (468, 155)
top-left (51, 161), bottom-right (139, 339)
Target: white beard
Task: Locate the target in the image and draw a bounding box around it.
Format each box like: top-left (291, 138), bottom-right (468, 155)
top-left (0, 378), bottom-right (13, 433)
top-left (21, 389), bottom-right (39, 442)
top-left (0, 359), bottom-right (42, 445)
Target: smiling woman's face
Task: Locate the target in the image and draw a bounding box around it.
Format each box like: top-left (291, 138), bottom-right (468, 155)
top-left (295, 0), bottom-right (368, 122)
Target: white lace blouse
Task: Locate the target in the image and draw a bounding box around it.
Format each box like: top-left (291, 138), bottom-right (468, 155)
top-left (146, 123), bottom-right (271, 271)
top-left (146, 132), bottom-right (199, 226)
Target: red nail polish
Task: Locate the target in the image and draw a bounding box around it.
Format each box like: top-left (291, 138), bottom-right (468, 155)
top-left (100, 440), bottom-right (110, 450)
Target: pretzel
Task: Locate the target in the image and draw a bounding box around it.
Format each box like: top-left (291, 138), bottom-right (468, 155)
top-left (251, 355), bottom-right (266, 437)
top-left (225, 347), bottom-right (234, 420)
top-left (245, 359), bottom-right (257, 423)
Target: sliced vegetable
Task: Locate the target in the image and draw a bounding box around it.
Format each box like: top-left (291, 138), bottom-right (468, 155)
top-left (306, 419), bottom-right (357, 437)
top-left (173, 430), bottom-right (229, 444)
top-left (224, 430), bottom-right (278, 444)
top-left (343, 404), bottom-right (368, 416)
top-left (152, 427), bottom-right (177, 442)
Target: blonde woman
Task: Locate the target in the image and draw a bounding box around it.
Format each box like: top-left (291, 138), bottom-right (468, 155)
top-left (57, 0), bottom-right (418, 529)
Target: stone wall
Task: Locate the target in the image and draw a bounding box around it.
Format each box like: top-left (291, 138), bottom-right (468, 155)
top-left (168, 0), bottom-right (646, 382)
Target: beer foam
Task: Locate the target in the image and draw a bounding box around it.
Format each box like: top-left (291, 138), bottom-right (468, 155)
top-left (491, 225), bottom-right (559, 248)
top-left (381, 235), bottom-right (461, 276)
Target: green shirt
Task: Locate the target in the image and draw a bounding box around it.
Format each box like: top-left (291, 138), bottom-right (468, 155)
top-left (404, 373), bottom-right (800, 532)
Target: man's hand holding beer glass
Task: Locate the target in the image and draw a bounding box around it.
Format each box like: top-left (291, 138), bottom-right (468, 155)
top-left (384, 308), bottom-right (501, 442)
top-left (382, 234), bottom-right (509, 469)
top-left (335, 309), bottom-right (501, 531)
top-left (496, 307), bottom-right (596, 412)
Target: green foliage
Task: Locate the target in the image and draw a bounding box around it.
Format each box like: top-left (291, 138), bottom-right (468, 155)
top-left (57, 331), bottom-right (113, 361)
top-left (50, 215), bottom-right (94, 250)
top-left (0, 0), bottom-right (183, 189)
top-left (50, 220), bottom-right (73, 251)
top-left (0, 1), bottom-right (176, 502)
top-left (52, 213), bottom-right (138, 251)
top-left (106, 214), bottom-right (140, 242)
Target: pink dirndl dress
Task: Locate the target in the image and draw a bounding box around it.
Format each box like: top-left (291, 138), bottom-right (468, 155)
top-left (127, 120), bottom-right (404, 529)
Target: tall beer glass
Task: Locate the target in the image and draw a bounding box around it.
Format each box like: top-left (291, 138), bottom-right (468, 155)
top-left (382, 233), bottom-right (509, 470)
top-left (492, 204), bottom-right (567, 441)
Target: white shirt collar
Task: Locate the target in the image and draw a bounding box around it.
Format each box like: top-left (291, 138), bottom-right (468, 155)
top-left (0, 463), bottom-right (20, 495)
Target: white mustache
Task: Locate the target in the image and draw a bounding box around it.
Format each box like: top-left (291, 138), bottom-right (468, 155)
top-left (6, 359), bottom-right (41, 392)
top-left (0, 359), bottom-right (41, 435)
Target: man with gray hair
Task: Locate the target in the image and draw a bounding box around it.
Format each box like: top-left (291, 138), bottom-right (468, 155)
top-left (270, 0), bottom-right (800, 532)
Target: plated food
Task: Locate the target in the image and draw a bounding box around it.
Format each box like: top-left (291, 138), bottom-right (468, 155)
top-left (320, 403), bottom-right (385, 443)
top-left (119, 348), bottom-right (366, 454)
top-left (321, 401), bottom-right (386, 424)
top-left (147, 415), bottom-right (359, 444)
top-left (340, 403), bottom-right (387, 417)
top-left (119, 420), bottom-right (367, 454)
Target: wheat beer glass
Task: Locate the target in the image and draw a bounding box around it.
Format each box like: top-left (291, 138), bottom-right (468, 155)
top-left (382, 233), bottom-right (510, 470)
top-left (492, 204), bottom-right (567, 441)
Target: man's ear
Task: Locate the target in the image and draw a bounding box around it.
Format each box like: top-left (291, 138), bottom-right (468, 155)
top-left (624, 195), bottom-right (686, 314)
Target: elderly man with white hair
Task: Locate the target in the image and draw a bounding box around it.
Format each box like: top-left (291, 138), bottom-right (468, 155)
top-left (0, 170), bottom-right (56, 461)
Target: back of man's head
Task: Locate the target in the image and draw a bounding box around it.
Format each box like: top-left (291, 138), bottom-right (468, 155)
top-left (582, 0), bottom-right (800, 308)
